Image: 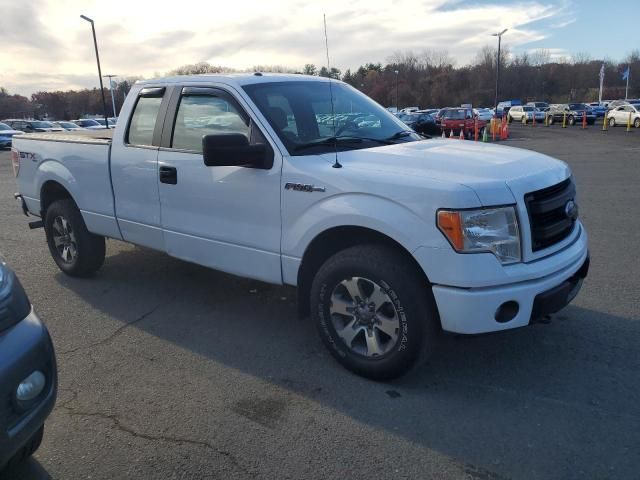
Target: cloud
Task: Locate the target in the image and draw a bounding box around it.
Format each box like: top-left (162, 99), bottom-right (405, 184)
top-left (0, 0), bottom-right (577, 95)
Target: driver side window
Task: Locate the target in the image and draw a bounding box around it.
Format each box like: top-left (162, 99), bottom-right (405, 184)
top-left (172, 94), bottom-right (250, 153)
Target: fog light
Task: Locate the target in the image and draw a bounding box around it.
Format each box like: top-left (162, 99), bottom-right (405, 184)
top-left (16, 371), bottom-right (46, 402)
top-left (495, 301), bottom-right (519, 323)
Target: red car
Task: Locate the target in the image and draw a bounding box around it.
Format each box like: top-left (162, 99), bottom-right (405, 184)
top-left (439, 108), bottom-right (487, 138)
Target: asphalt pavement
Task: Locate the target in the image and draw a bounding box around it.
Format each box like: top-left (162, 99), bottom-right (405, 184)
top-left (0, 122), bottom-right (638, 479)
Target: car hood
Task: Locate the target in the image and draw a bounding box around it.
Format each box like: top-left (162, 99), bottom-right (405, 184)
top-left (336, 139), bottom-right (571, 205)
top-left (0, 129), bottom-right (23, 136)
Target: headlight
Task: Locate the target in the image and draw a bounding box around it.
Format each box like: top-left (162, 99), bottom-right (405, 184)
top-left (437, 206), bottom-right (521, 264)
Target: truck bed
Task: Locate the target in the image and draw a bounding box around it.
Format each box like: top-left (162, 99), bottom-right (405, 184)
top-left (15, 129), bottom-right (113, 145)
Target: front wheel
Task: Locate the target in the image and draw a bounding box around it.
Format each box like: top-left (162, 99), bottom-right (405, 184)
top-left (44, 199), bottom-right (105, 277)
top-left (548, 116), bottom-right (555, 125)
top-left (568, 115), bottom-right (575, 126)
top-left (609, 117), bottom-right (616, 127)
top-left (311, 244), bottom-right (439, 380)
top-left (634, 118), bottom-right (640, 128)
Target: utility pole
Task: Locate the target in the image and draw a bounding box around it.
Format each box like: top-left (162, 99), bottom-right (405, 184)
top-left (80, 15), bottom-right (109, 128)
top-left (104, 74), bottom-right (118, 117)
top-left (491, 29), bottom-right (508, 113)
top-left (394, 70), bottom-right (399, 112)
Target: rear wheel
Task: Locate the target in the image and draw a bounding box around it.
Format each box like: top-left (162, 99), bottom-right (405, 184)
top-left (609, 116), bottom-right (616, 127)
top-left (568, 115), bottom-right (575, 126)
top-left (548, 115), bottom-right (555, 125)
top-left (311, 244), bottom-right (439, 380)
top-left (44, 199), bottom-right (105, 277)
top-left (634, 118), bottom-right (640, 128)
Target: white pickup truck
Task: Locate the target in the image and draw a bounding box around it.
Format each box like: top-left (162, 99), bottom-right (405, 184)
top-left (12, 74), bottom-right (589, 379)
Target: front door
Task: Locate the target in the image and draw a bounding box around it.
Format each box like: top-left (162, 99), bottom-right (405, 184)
top-left (156, 86), bottom-right (282, 284)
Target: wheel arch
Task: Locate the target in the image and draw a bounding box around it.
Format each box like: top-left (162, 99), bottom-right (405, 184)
top-left (296, 225), bottom-right (430, 318)
top-left (40, 180), bottom-right (75, 216)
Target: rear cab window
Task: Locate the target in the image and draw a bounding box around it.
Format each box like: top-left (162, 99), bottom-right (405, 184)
top-left (126, 87), bottom-right (165, 146)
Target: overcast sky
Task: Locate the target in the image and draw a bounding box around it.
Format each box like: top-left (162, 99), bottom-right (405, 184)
top-left (1, 0), bottom-right (637, 96)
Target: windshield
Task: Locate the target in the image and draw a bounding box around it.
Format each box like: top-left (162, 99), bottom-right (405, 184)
top-left (443, 109), bottom-right (466, 120)
top-left (59, 122), bottom-right (78, 128)
top-left (0, 123), bottom-right (11, 131)
top-left (569, 104), bottom-right (586, 110)
top-left (79, 119), bottom-right (100, 126)
top-left (242, 81), bottom-right (420, 155)
top-left (523, 106), bottom-right (534, 112)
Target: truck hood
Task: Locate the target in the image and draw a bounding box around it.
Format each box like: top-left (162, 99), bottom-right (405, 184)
top-left (336, 139), bottom-right (571, 205)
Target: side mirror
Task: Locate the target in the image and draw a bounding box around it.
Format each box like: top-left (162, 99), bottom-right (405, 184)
top-left (202, 134), bottom-right (273, 169)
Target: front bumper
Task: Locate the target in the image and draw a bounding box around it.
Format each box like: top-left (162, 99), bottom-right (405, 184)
top-left (0, 309), bottom-right (57, 467)
top-left (431, 239), bottom-right (589, 334)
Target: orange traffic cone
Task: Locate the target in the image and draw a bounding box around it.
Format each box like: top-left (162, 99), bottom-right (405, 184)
top-left (582, 111), bottom-right (587, 129)
top-left (449, 129), bottom-right (454, 139)
top-left (459, 129), bottom-right (464, 140)
top-left (441, 130), bottom-right (446, 139)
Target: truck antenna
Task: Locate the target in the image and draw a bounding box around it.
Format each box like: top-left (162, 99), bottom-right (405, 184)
top-left (324, 13), bottom-right (341, 169)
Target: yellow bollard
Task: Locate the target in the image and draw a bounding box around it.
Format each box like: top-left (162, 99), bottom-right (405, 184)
top-left (562, 111), bottom-right (567, 128)
top-left (544, 113), bottom-right (549, 127)
top-left (627, 111), bottom-right (633, 132)
top-left (602, 112), bottom-right (608, 131)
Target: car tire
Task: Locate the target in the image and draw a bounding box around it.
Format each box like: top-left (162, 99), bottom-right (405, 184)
top-left (44, 199), bottom-right (105, 277)
top-left (634, 118), bottom-right (640, 128)
top-left (3, 425), bottom-right (44, 471)
top-left (311, 244), bottom-right (439, 380)
top-left (568, 115), bottom-right (575, 126)
top-left (548, 116), bottom-right (554, 125)
top-left (609, 117), bottom-right (616, 127)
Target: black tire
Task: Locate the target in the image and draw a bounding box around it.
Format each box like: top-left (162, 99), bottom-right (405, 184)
top-left (568, 115), bottom-right (575, 126)
top-left (634, 118), bottom-right (640, 128)
top-left (3, 425), bottom-right (44, 471)
top-left (44, 199), bottom-right (105, 277)
top-left (548, 115), bottom-right (554, 125)
top-left (311, 244), bottom-right (439, 380)
top-left (609, 116), bottom-right (616, 127)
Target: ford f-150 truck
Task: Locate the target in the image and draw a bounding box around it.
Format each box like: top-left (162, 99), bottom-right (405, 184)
top-left (11, 74), bottom-right (589, 379)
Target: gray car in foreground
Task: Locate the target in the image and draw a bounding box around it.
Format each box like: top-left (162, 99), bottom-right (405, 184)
top-left (0, 260), bottom-right (57, 471)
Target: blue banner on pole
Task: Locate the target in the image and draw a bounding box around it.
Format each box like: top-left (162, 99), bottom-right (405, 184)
top-left (622, 67), bottom-right (630, 81)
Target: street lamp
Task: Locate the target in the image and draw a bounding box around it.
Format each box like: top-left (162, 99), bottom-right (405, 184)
top-left (80, 15), bottom-right (109, 128)
top-left (103, 74), bottom-right (118, 117)
top-left (394, 70), bottom-right (399, 112)
top-left (491, 28), bottom-right (508, 115)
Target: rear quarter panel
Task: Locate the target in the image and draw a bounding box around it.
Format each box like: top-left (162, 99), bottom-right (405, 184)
top-left (13, 136), bottom-right (120, 238)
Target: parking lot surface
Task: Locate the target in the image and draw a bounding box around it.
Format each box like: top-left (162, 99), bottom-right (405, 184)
top-left (0, 124), bottom-right (639, 479)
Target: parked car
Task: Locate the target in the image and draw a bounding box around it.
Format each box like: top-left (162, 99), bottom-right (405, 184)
top-left (546, 104), bottom-right (596, 126)
top-left (587, 102), bottom-right (607, 117)
top-left (607, 104), bottom-right (640, 128)
top-left (2, 120), bottom-right (64, 133)
top-left (496, 100), bottom-right (522, 116)
top-left (52, 121), bottom-right (85, 131)
top-left (72, 119), bottom-right (107, 130)
top-left (12, 74), bottom-right (588, 380)
top-left (439, 107), bottom-right (487, 137)
top-left (508, 105), bottom-right (546, 124)
top-left (0, 122), bottom-right (23, 149)
top-left (606, 99), bottom-right (640, 111)
top-left (473, 108), bottom-right (494, 121)
top-left (399, 112), bottom-right (441, 136)
top-left (399, 107), bottom-right (420, 114)
top-left (0, 259), bottom-right (57, 472)
top-left (525, 101), bottom-right (549, 111)
top-left (93, 118), bottom-right (116, 129)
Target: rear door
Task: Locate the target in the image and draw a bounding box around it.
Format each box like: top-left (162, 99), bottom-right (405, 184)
top-left (156, 85), bottom-right (283, 284)
top-left (110, 86), bottom-right (170, 249)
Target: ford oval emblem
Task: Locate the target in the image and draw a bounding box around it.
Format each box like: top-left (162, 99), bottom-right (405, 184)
top-left (564, 200), bottom-right (579, 220)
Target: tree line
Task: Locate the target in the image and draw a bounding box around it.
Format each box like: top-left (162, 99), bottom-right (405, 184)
top-left (1, 47), bottom-right (638, 120)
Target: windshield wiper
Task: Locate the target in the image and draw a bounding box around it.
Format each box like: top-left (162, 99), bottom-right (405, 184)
top-left (293, 136), bottom-right (394, 152)
top-left (385, 130), bottom-right (415, 141)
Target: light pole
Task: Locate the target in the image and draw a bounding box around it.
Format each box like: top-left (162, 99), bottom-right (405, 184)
top-left (104, 74), bottom-right (118, 117)
top-left (80, 14), bottom-right (109, 128)
top-left (394, 70), bottom-right (399, 112)
top-left (491, 29), bottom-right (508, 114)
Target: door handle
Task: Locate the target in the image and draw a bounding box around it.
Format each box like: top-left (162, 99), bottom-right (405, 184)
top-left (159, 166), bottom-right (177, 185)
